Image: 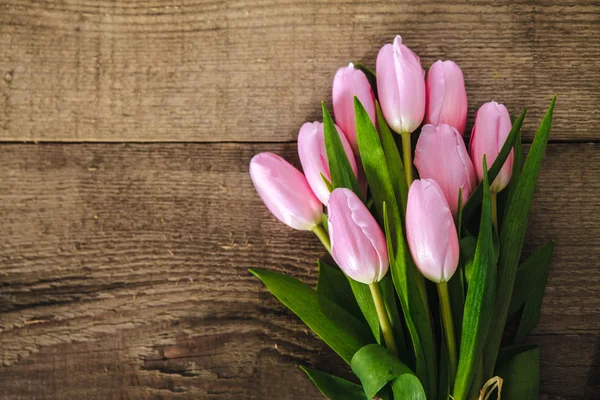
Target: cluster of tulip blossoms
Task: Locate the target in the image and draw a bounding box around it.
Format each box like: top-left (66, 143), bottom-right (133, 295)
top-left (249, 35), bottom-right (555, 400)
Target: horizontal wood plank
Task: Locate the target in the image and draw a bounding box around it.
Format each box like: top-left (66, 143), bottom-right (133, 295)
top-left (0, 0), bottom-right (598, 142)
top-left (0, 142), bottom-right (598, 399)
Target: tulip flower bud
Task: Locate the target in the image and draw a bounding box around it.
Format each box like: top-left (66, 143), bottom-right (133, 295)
top-left (414, 124), bottom-right (477, 216)
top-left (406, 179), bottom-right (459, 283)
top-left (469, 101), bottom-right (514, 192)
top-left (328, 188), bottom-right (389, 284)
top-left (376, 35), bottom-right (426, 134)
top-left (425, 60), bottom-right (468, 134)
top-left (297, 121), bottom-right (357, 205)
top-left (332, 63), bottom-right (377, 154)
top-left (250, 153), bottom-right (322, 231)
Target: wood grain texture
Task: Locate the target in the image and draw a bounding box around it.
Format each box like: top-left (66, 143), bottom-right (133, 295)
top-left (0, 0), bottom-right (599, 142)
top-left (1, 142), bottom-right (598, 399)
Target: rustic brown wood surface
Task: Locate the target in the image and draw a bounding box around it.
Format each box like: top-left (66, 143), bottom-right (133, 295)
top-left (0, 1), bottom-right (599, 400)
top-left (0, 0), bottom-right (599, 142)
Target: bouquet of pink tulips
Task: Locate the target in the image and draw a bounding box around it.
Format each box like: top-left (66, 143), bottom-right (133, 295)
top-left (249, 35), bottom-right (556, 400)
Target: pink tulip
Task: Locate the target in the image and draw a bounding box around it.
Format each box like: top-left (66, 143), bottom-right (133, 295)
top-left (425, 60), bottom-right (468, 134)
top-left (328, 188), bottom-right (389, 284)
top-left (414, 124), bottom-right (477, 216)
top-left (376, 35), bottom-right (426, 134)
top-left (469, 101), bottom-right (514, 192)
top-left (406, 179), bottom-right (459, 283)
top-left (298, 122), bottom-right (357, 205)
top-left (333, 63), bottom-right (377, 154)
top-left (250, 153), bottom-right (322, 231)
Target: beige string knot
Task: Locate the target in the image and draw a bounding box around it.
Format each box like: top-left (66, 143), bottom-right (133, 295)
top-left (478, 376), bottom-right (503, 400)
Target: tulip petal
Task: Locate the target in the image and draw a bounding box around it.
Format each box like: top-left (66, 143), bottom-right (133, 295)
top-left (250, 153), bottom-right (322, 230)
top-left (377, 36), bottom-right (426, 134)
top-left (298, 121), bottom-right (356, 205)
top-left (333, 63), bottom-right (377, 154)
top-left (406, 179), bottom-right (459, 283)
top-left (414, 124), bottom-right (476, 216)
top-left (328, 188), bottom-right (388, 284)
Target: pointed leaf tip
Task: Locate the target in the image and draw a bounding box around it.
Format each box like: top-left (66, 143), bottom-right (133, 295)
top-left (248, 268), bottom-right (260, 279)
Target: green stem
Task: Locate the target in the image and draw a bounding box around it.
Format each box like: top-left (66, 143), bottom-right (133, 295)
top-left (437, 281), bottom-right (458, 388)
top-left (401, 131), bottom-right (413, 185)
top-left (490, 191), bottom-right (498, 230)
top-left (312, 224), bottom-right (331, 254)
top-left (369, 282), bottom-right (399, 357)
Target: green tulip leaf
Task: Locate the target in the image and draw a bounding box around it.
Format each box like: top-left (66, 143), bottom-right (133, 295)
top-left (460, 235), bottom-right (478, 285)
top-left (322, 102), bottom-right (363, 200)
top-left (494, 344), bottom-right (540, 400)
top-left (351, 344), bottom-right (426, 400)
top-left (320, 213), bottom-right (329, 233)
top-left (454, 157), bottom-right (497, 400)
top-left (357, 96), bottom-right (437, 399)
top-left (483, 96), bottom-right (556, 377)
top-left (323, 102), bottom-right (385, 344)
top-left (353, 62), bottom-right (378, 98)
top-left (347, 279), bottom-right (383, 344)
top-left (497, 131), bottom-right (523, 231)
top-left (249, 269), bottom-right (372, 363)
top-left (301, 366), bottom-right (367, 400)
top-left (320, 172), bottom-right (334, 193)
top-left (381, 273), bottom-right (410, 362)
top-left (376, 101), bottom-right (408, 214)
top-left (508, 241), bottom-right (554, 343)
top-left (317, 260), bottom-right (364, 323)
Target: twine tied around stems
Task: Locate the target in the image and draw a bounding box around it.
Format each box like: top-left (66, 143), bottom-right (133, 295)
top-left (478, 376), bottom-right (503, 400)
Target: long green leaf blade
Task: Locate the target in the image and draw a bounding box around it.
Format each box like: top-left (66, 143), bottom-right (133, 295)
top-left (453, 157), bottom-right (497, 400)
top-left (380, 273), bottom-right (410, 363)
top-left (483, 96), bottom-right (556, 378)
top-left (356, 96), bottom-right (437, 399)
top-left (323, 102), bottom-right (384, 343)
top-left (318, 260), bottom-right (364, 322)
top-left (376, 101), bottom-right (408, 214)
top-left (351, 344), bottom-right (426, 400)
top-left (348, 279), bottom-right (382, 344)
top-left (354, 62), bottom-right (378, 98)
top-left (508, 241), bottom-right (554, 343)
top-left (322, 102), bottom-right (363, 199)
top-left (249, 269), bottom-right (372, 363)
top-left (494, 345), bottom-right (540, 400)
top-left (301, 366), bottom-right (367, 400)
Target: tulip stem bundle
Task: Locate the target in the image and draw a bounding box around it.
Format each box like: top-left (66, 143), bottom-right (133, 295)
top-left (312, 225), bottom-right (332, 254)
top-left (437, 281), bottom-right (458, 386)
top-left (401, 131), bottom-right (414, 184)
top-left (369, 282), bottom-right (399, 357)
top-left (249, 34), bottom-right (557, 400)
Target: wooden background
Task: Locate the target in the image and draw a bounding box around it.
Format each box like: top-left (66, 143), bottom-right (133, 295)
top-left (0, 1), bottom-right (598, 399)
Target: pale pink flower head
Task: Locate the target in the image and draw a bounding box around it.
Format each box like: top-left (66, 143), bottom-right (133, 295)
top-left (328, 188), bottom-right (389, 284)
top-left (297, 121), bottom-right (357, 205)
top-left (332, 63), bottom-right (377, 154)
top-left (425, 60), bottom-right (468, 134)
top-left (406, 179), bottom-right (459, 283)
top-left (376, 35), bottom-right (426, 134)
top-left (469, 101), bottom-right (514, 192)
top-left (414, 124), bottom-right (477, 217)
top-left (250, 152), bottom-right (322, 231)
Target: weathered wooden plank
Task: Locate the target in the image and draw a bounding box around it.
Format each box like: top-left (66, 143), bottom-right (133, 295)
top-left (0, 142), bottom-right (598, 399)
top-left (0, 324), bottom-right (596, 400)
top-left (1, 0), bottom-right (598, 142)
